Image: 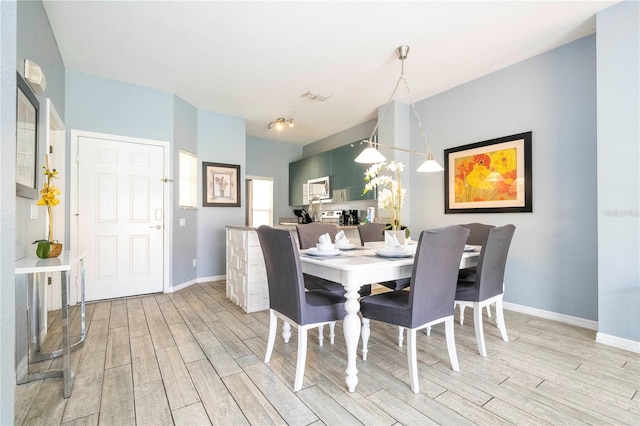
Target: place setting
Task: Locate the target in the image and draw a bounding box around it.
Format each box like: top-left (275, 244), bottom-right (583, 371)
top-left (374, 232), bottom-right (414, 258)
top-left (304, 232), bottom-right (342, 257)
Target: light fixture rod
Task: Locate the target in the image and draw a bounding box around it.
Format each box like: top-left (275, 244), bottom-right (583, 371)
top-left (363, 140), bottom-right (427, 157)
top-left (364, 45), bottom-right (436, 156)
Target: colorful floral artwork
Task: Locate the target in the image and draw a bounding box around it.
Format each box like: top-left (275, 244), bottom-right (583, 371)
top-left (453, 148), bottom-right (518, 203)
top-left (444, 132), bottom-right (532, 214)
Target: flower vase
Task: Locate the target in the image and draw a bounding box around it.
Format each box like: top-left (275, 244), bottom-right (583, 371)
top-left (48, 242), bottom-right (63, 258)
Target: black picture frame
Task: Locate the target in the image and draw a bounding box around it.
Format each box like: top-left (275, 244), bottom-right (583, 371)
top-left (444, 131), bottom-right (532, 214)
top-left (202, 162), bottom-right (241, 207)
top-left (16, 72), bottom-right (39, 199)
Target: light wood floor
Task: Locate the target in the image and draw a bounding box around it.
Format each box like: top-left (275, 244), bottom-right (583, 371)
top-left (15, 281), bottom-right (640, 425)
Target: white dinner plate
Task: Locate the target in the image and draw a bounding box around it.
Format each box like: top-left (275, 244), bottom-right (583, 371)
top-left (306, 248), bottom-right (342, 257)
top-left (375, 249), bottom-right (413, 258)
top-left (335, 243), bottom-right (356, 250)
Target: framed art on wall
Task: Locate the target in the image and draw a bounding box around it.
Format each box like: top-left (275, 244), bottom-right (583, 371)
top-left (444, 131), bottom-right (532, 214)
top-left (16, 72), bottom-right (39, 199)
top-left (202, 162), bottom-right (240, 207)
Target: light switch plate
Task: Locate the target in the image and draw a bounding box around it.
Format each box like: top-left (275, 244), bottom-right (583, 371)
top-left (30, 204), bottom-right (39, 219)
top-left (179, 218), bottom-right (186, 227)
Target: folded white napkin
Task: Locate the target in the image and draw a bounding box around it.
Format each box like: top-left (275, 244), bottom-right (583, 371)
top-left (384, 231), bottom-right (404, 251)
top-left (335, 230), bottom-right (349, 246)
top-left (318, 233), bottom-right (331, 245)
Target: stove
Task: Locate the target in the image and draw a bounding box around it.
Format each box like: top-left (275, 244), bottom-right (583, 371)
top-left (321, 210), bottom-right (342, 224)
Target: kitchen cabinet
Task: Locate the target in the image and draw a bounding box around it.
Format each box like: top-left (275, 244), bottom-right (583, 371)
top-left (289, 142), bottom-right (374, 206)
top-left (289, 158), bottom-right (309, 206)
top-left (308, 150), bottom-right (332, 179)
top-left (331, 143), bottom-right (375, 201)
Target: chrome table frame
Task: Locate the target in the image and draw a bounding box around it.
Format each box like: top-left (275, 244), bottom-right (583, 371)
top-left (15, 251), bottom-right (87, 398)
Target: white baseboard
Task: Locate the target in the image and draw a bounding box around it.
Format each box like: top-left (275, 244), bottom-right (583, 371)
top-left (503, 302), bottom-right (598, 330)
top-left (165, 275), bottom-right (226, 293)
top-left (165, 278), bottom-right (197, 293)
top-left (596, 332), bottom-right (640, 353)
top-left (197, 275), bottom-right (225, 283)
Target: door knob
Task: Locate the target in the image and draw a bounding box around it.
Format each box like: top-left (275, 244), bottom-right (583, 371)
top-left (149, 225), bottom-right (162, 229)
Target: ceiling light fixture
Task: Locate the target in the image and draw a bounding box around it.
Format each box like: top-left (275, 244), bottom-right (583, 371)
top-left (267, 117), bottom-right (294, 130)
top-left (354, 45), bottom-right (443, 173)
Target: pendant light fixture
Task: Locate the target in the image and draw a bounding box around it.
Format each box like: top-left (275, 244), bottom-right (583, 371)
top-left (355, 45), bottom-right (443, 172)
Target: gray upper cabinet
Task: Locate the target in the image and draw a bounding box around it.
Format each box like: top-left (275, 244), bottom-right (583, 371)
top-left (289, 158), bottom-right (309, 206)
top-left (308, 151), bottom-right (331, 178)
top-left (289, 142), bottom-right (374, 206)
top-left (332, 143), bottom-right (374, 201)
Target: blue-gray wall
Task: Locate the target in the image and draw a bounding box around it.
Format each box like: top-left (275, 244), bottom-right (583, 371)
top-left (16, 0), bottom-right (65, 259)
top-left (173, 95), bottom-right (198, 285)
top-left (197, 110), bottom-right (246, 278)
top-left (410, 35), bottom-right (598, 321)
top-left (596, 1), bottom-right (639, 343)
top-left (1, 2), bottom-right (17, 422)
top-left (246, 136), bottom-right (302, 222)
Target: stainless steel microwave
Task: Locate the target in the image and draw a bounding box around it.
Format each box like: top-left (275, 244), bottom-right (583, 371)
top-left (304, 176), bottom-right (331, 204)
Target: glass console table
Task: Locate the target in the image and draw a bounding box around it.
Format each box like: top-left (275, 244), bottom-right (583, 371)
top-left (15, 250), bottom-right (86, 398)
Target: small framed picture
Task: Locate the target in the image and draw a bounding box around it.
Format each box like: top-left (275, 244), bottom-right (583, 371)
top-left (444, 132), bottom-right (532, 214)
top-left (202, 162), bottom-right (240, 207)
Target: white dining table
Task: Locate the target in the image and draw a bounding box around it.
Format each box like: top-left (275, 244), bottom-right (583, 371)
top-left (299, 242), bottom-right (480, 393)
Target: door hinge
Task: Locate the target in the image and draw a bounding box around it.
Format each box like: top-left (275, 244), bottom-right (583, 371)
top-left (162, 178), bottom-right (173, 183)
top-left (47, 277), bottom-right (52, 286)
top-left (49, 145), bottom-right (53, 154)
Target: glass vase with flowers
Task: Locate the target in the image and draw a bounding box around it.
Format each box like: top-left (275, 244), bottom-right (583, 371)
top-left (32, 155), bottom-right (62, 258)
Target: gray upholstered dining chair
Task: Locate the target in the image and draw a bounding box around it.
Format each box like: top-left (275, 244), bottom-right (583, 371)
top-left (356, 223), bottom-right (385, 246)
top-left (359, 225), bottom-right (469, 393)
top-left (296, 223), bottom-right (371, 297)
top-left (295, 223), bottom-right (338, 250)
top-left (357, 223), bottom-right (411, 293)
top-left (455, 224), bottom-right (515, 357)
top-left (256, 225), bottom-right (346, 391)
top-left (459, 223), bottom-right (495, 317)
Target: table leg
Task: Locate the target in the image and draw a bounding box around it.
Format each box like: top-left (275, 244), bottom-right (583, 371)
top-left (342, 283), bottom-right (361, 392)
top-left (61, 270), bottom-right (72, 398)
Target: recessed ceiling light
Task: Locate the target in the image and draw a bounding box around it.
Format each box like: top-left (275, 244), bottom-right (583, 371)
top-left (302, 90), bottom-right (331, 101)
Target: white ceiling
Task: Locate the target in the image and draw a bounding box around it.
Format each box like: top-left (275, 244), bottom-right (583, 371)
top-left (42, 0), bottom-right (618, 146)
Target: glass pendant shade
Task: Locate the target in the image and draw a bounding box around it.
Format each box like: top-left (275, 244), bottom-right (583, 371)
top-left (416, 153), bottom-right (444, 172)
top-left (355, 146), bottom-right (387, 163)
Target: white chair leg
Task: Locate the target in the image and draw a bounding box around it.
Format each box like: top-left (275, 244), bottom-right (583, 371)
top-left (282, 321), bottom-right (291, 343)
top-left (474, 302), bottom-right (487, 357)
top-left (445, 318), bottom-right (460, 372)
top-left (361, 317), bottom-right (370, 361)
top-left (265, 310), bottom-right (277, 363)
top-left (495, 298), bottom-right (509, 342)
top-left (459, 304), bottom-right (466, 325)
top-left (318, 324), bottom-right (324, 347)
top-left (398, 326), bottom-right (405, 347)
top-left (294, 327), bottom-right (308, 391)
top-left (486, 304), bottom-right (492, 318)
top-left (425, 326), bottom-right (431, 336)
top-left (407, 328), bottom-right (419, 393)
top-left (329, 321), bottom-right (336, 344)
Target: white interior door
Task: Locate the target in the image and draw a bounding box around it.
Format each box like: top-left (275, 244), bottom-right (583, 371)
top-left (77, 135), bottom-right (165, 301)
